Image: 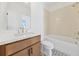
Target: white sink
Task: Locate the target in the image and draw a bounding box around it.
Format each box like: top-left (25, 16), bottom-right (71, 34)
top-left (14, 32), bottom-right (35, 36)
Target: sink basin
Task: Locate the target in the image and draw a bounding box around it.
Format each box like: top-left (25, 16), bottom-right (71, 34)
top-left (14, 32), bottom-right (35, 36)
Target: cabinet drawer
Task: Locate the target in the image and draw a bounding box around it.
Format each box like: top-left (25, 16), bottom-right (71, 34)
top-left (5, 39), bottom-right (31, 56)
top-left (29, 36), bottom-right (40, 45)
top-left (12, 48), bottom-right (30, 56)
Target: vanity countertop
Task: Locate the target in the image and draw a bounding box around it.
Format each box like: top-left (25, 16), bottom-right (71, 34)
top-left (0, 32), bottom-right (40, 45)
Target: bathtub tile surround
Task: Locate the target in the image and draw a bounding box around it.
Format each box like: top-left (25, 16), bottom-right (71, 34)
top-left (43, 5), bottom-right (79, 56)
top-left (44, 3), bottom-right (79, 39)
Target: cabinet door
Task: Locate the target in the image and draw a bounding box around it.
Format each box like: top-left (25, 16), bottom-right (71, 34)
top-left (12, 48), bottom-right (30, 56)
top-left (30, 42), bottom-right (40, 56)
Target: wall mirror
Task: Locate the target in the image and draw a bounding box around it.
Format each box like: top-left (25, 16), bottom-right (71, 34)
top-left (7, 2), bottom-right (31, 31)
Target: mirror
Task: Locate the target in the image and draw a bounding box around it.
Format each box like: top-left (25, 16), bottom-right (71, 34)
top-left (7, 2), bottom-right (31, 31)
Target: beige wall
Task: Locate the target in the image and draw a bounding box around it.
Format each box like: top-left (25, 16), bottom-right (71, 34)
top-left (44, 5), bottom-right (79, 38)
top-left (44, 9), bottom-right (50, 35)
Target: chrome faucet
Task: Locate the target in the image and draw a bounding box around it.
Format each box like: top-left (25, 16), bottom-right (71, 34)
top-left (18, 27), bottom-right (25, 34)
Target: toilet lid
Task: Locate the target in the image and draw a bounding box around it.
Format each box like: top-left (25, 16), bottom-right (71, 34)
top-left (42, 40), bottom-right (54, 49)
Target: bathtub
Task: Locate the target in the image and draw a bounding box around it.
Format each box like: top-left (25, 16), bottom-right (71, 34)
top-left (45, 35), bottom-right (79, 56)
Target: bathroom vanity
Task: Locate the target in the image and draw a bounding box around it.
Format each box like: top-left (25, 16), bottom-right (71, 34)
top-left (0, 2), bottom-right (41, 56)
top-left (0, 34), bottom-right (41, 56)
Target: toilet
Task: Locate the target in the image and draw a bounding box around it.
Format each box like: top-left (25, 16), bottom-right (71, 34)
top-left (41, 40), bottom-right (54, 56)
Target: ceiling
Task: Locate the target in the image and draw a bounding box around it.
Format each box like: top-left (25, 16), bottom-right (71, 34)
top-left (44, 2), bottom-right (75, 11)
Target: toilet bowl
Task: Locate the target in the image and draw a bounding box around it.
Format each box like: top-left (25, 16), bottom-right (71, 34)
top-left (41, 40), bottom-right (54, 56)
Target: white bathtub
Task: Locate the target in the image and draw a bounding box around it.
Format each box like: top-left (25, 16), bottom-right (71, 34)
top-left (45, 35), bottom-right (79, 56)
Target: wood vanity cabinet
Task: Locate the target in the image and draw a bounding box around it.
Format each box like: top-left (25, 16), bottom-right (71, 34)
top-left (30, 42), bottom-right (40, 56)
top-left (0, 35), bottom-right (41, 56)
top-left (11, 47), bottom-right (30, 56)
